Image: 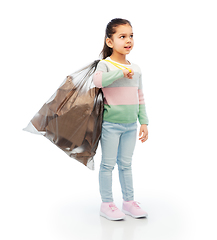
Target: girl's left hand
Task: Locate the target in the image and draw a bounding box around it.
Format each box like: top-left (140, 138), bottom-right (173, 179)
top-left (139, 124), bottom-right (148, 143)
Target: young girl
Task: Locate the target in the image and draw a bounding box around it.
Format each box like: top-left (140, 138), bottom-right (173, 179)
top-left (93, 18), bottom-right (149, 221)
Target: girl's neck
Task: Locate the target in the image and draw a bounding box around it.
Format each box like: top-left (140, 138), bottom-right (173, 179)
top-left (109, 53), bottom-right (129, 65)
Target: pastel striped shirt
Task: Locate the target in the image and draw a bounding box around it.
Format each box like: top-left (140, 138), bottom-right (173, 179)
top-left (93, 57), bottom-right (149, 125)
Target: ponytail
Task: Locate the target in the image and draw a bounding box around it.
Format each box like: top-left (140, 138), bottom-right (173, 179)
top-left (100, 36), bottom-right (113, 59)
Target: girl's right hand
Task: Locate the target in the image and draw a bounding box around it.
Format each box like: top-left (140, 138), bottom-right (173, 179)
top-left (123, 69), bottom-right (134, 79)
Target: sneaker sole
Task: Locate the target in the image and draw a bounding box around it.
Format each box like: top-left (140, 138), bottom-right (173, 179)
top-left (122, 209), bottom-right (148, 218)
top-left (100, 211), bottom-right (126, 221)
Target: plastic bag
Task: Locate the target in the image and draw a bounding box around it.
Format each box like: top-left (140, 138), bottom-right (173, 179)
top-left (23, 60), bottom-right (104, 170)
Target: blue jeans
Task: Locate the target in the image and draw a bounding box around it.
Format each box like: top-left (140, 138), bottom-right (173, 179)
top-left (99, 121), bottom-right (137, 202)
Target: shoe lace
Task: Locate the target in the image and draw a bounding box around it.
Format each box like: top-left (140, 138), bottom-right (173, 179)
top-left (132, 201), bottom-right (141, 209)
top-left (109, 203), bottom-right (118, 211)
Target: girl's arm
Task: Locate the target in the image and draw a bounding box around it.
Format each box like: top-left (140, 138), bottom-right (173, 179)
top-left (138, 79), bottom-right (149, 143)
top-left (138, 102), bottom-right (149, 125)
top-left (138, 73), bottom-right (149, 125)
top-left (93, 61), bottom-right (124, 88)
top-left (93, 61), bottom-right (134, 88)
top-left (93, 70), bottom-right (124, 88)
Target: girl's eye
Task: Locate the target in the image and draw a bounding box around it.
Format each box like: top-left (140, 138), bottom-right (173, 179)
top-left (120, 35), bottom-right (133, 39)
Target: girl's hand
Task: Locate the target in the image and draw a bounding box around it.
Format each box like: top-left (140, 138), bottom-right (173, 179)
top-left (139, 124), bottom-right (148, 143)
top-left (123, 69), bottom-right (134, 79)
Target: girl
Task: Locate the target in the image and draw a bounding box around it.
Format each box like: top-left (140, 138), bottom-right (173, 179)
top-left (93, 18), bottom-right (149, 221)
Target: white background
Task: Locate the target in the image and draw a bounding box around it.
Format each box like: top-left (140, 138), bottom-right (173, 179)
top-left (1, 0), bottom-right (217, 239)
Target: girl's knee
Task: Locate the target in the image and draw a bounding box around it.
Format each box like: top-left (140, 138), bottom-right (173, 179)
top-left (100, 160), bottom-right (116, 172)
top-left (117, 158), bottom-right (132, 171)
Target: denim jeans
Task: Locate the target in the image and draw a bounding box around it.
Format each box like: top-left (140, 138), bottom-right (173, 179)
top-left (99, 121), bottom-right (137, 202)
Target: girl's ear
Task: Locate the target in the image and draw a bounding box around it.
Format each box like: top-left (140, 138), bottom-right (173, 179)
top-left (106, 38), bottom-right (113, 49)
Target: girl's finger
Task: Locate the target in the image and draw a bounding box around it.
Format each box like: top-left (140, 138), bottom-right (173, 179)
top-left (140, 134), bottom-right (148, 142)
top-left (139, 132), bottom-right (144, 139)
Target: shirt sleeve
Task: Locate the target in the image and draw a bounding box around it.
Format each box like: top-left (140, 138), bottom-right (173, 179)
top-left (93, 61), bottom-right (124, 88)
top-left (138, 73), bottom-right (149, 125)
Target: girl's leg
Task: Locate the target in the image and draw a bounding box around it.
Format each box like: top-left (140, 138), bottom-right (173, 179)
top-left (99, 121), bottom-right (122, 202)
top-left (117, 122), bottom-right (137, 201)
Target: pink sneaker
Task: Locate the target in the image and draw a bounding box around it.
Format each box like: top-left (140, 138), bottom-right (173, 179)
top-left (100, 202), bottom-right (126, 221)
top-left (122, 200), bottom-right (148, 218)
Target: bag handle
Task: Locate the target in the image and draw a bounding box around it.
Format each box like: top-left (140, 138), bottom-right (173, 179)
top-left (102, 59), bottom-right (132, 73)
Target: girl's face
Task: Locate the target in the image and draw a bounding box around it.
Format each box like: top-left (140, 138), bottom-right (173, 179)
top-left (106, 24), bottom-right (134, 56)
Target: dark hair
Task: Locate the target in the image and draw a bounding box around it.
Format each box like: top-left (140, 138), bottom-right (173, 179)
top-left (100, 18), bottom-right (132, 59)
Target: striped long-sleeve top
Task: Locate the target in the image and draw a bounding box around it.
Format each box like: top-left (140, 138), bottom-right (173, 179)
top-left (93, 57), bottom-right (149, 125)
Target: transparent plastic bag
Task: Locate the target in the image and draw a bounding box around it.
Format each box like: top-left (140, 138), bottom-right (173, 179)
top-left (23, 60), bottom-right (104, 170)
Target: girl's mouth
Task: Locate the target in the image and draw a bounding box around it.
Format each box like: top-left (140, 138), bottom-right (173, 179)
top-left (124, 46), bottom-right (131, 50)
